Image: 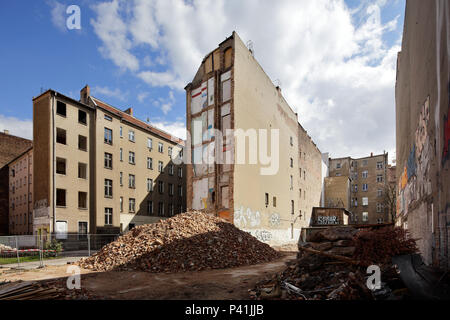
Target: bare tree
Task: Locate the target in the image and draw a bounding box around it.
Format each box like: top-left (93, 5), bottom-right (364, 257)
top-left (382, 183), bottom-right (397, 223)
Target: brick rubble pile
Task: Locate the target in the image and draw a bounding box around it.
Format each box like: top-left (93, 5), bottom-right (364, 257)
top-left (78, 211), bottom-right (281, 272)
top-left (250, 225), bottom-right (418, 300)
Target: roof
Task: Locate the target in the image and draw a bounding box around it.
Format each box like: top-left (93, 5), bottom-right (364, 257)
top-left (91, 97), bottom-right (184, 146)
top-left (6, 145), bottom-right (33, 167)
top-left (32, 89), bottom-right (95, 111)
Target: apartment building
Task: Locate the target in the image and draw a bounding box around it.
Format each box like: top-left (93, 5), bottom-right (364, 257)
top-left (0, 131), bottom-right (32, 235)
top-left (395, 0), bottom-right (450, 269)
top-left (185, 31), bottom-right (324, 245)
top-left (8, 147), bottom-right (33, 235)
top-left (328, 153), bottom-right (389, 224)
top-left (32, 86), bottom-right (186, 237)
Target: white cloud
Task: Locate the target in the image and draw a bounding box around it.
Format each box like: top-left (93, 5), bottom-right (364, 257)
top-left (92, 86), bottom-right (128, 101)
top-left (150, 120), bottom-right (186, 140)
top-left (48, 0), bottom-right (67, 32)
top-left (151, 91), bottom-right (176, 115)
top-left (0, 115), bottom-right (32, 140)
top-left (90, 0), bottom-right (401, 159)
top-left (137, 91), bottom-right (150, 103)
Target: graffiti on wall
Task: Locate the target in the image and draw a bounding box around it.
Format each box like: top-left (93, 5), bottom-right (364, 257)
top-left (254, 230), bottom-right (272, 242)
top-left (234, 206), bottom-right (261, 228)
top-left (398, 96), bottom-right (433, 217)
top-left (269, 213), bottom-right (281, 226)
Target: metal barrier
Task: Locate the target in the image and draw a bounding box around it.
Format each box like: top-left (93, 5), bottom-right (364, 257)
top-left (0, 234), bottom-right (119, 268)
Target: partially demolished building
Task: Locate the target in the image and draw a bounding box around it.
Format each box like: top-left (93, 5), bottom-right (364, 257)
top-left (185, 32), bottom-right (324, 245)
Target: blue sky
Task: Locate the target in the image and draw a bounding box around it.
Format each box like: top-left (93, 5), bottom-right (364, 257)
top-left (0, 0), bottom-right (405, 161)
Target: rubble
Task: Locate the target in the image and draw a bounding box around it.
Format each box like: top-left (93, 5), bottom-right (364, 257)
top-left (251, 225), bottom-right (419, 300)
top-left (78, 211), bottom-right (281, 272)
top-left (0, 244), bottom-right (14, 252)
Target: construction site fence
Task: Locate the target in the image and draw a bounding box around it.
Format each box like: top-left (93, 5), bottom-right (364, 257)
top-left (0, 234), bottom-right (119, 268)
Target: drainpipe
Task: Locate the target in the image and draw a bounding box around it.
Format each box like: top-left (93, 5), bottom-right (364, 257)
top-left (52, 93), bottom-right (56, 234)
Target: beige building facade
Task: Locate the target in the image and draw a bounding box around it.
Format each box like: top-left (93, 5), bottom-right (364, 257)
top-left (8, 148), bottom-right (33, 235)
top-left (328, 153), bottom-right (389, 224)
top-left (185, 31), bottom-right (324, 245)
top-left (32, 86), bottom-right (186, 236)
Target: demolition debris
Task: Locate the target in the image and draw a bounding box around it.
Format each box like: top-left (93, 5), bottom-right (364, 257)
top-left (78, 211), bottom-right (281, 272)
top-left (250, 225), bottom-right (419, 300)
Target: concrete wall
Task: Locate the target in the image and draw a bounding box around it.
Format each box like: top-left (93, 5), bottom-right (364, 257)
top-left (395, 0), bottom-right (450, 269)
top-left (324, 176), bottom-right (350, 210)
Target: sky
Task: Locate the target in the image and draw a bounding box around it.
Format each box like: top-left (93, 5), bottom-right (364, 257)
top-left (0, 0), bottom-right (405, 163)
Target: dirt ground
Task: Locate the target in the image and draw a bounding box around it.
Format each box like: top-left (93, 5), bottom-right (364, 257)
top-left (0, 252), bottom-right (295, 300)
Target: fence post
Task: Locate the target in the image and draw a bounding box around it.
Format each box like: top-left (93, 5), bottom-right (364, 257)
top-left (87, 234), bottom-right (91, 257)
top-left (15, 236), bottom-right (20, 268)
top-left (39, 234), bottom-right (43, 268)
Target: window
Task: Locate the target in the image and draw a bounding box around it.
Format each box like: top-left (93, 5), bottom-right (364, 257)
top-left (376, 161), bottom-right (383, 169)
top-left (291, 200), bottom-right (294, 215)
top-left (105, 208), bottom-right (113, 225)
top-left (178, 185), bottom-right (183, 197)
top-left (377, 174), bottom-right (383, 182)
top-left (377, 189), bottom-right (383, 197)
top-left (290, 136), bottom-right (293, 146)
top-left (290, 158), bottom-right (293, 168)
top-left (336, 163), bottom-right (341, 169)
top-left (104, 153), bottom-right (112, 169)
top-left (290, 175), bottom-right (293, 190)
top-left (120, 197), bottom-right (123, 212)
top-left (178, 167), bottom-right (183, 178)
top-left (56, 128), bottom-right (66, 145)
top-left (147, 138), bottom-right (153, 149)
top-left (158, 142), bottom-right (163, 153)
top-left (78, 135), bottom-right (87, 151)
top-left (362, 183), bottom-right (368, 191)
top-left (78, 192), bottom-right (87, 209)
top-left (362, 160), bottom-right (368, 166)
top-left (353, 184), bottom-right (358, 192)
top-left (336, 173), bottom-right (342, 177)
top-left (56, 101), bottom-right (66, 117)
top-left (147, 178), bottom-right (153, 192)
top-left (119, 126), bottom-right (123, 138)
top-left (128, 130), bottom-right (135, 142)
top-left (168, 203), bottom-right (174, 216)
top-left (56, 189), bottom-right (66, 207)
top-left (104, 127), bottom-right (112, 144)
top-left (129, 174), bottom-right (135, 189)
top-left (353, 198), bottom-right (358, 207)
top-left (147, 157), bottom-right (153, 170)
top-left (169, 183), bottom-right (174, 196)
top-left (158, 181), bottom-right (164, 194)
top-left (362, 197), bottom-right (368, 206)
top-left (168, 146), bottom-right (173, 157)
top-left (129, 151), bottom-right (135, 165)
top-left (158, 202), bottom-right (164, 216)
top-left (129, 198), bottom-right (136, 213)
top-left (104, 114), bottom-right (112, 121)
top-left (78, 222), bottom-right (88, 239)
top-left (56, 158), bottom-right (66, 175)
top-left (120, 148), bottom-right (123, 161)
top-left (265, 193), bottom-right (269, 207)
top-left (273, 196), bottom-right (277, 207)
top-left (362, 212), bottom-right (369, 222)
top-left (158, 161), bottom-right (164, 173)
top-left (104, 179), bottom-right (113, 197)
top-left (147, 200), bottom-right (153, 215)
top-left (77, 109), bottom-right (87, 124)
top-left (303, 170), bottom-right (306, 180)
top-left (169, 164), bottom-right (174, 175)
top-left (362, 170), bottom-right (368, 178)
top-left (119, 172), bottom-right (123, 186)
top-left (376, 203), bottom-right (383, 213)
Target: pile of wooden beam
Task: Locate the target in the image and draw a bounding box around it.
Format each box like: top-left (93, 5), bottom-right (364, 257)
top-left (0, 281), bottom-right (60, 300)
top-left (78, 211), bottom-right (281, 273)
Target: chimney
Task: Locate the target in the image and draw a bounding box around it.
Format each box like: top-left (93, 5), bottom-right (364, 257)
top-left (370, 152), bottom-right (373, 157)
top-left (3, 129), bottom-right (9, 135)
top-left (80, 85), bottom-right (90, 104)
top-left (124, 107), bottom-right (133, 116)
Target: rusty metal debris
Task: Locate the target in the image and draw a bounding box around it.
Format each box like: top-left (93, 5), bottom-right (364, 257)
top-left (251, 225), bottom-right (419, 300)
